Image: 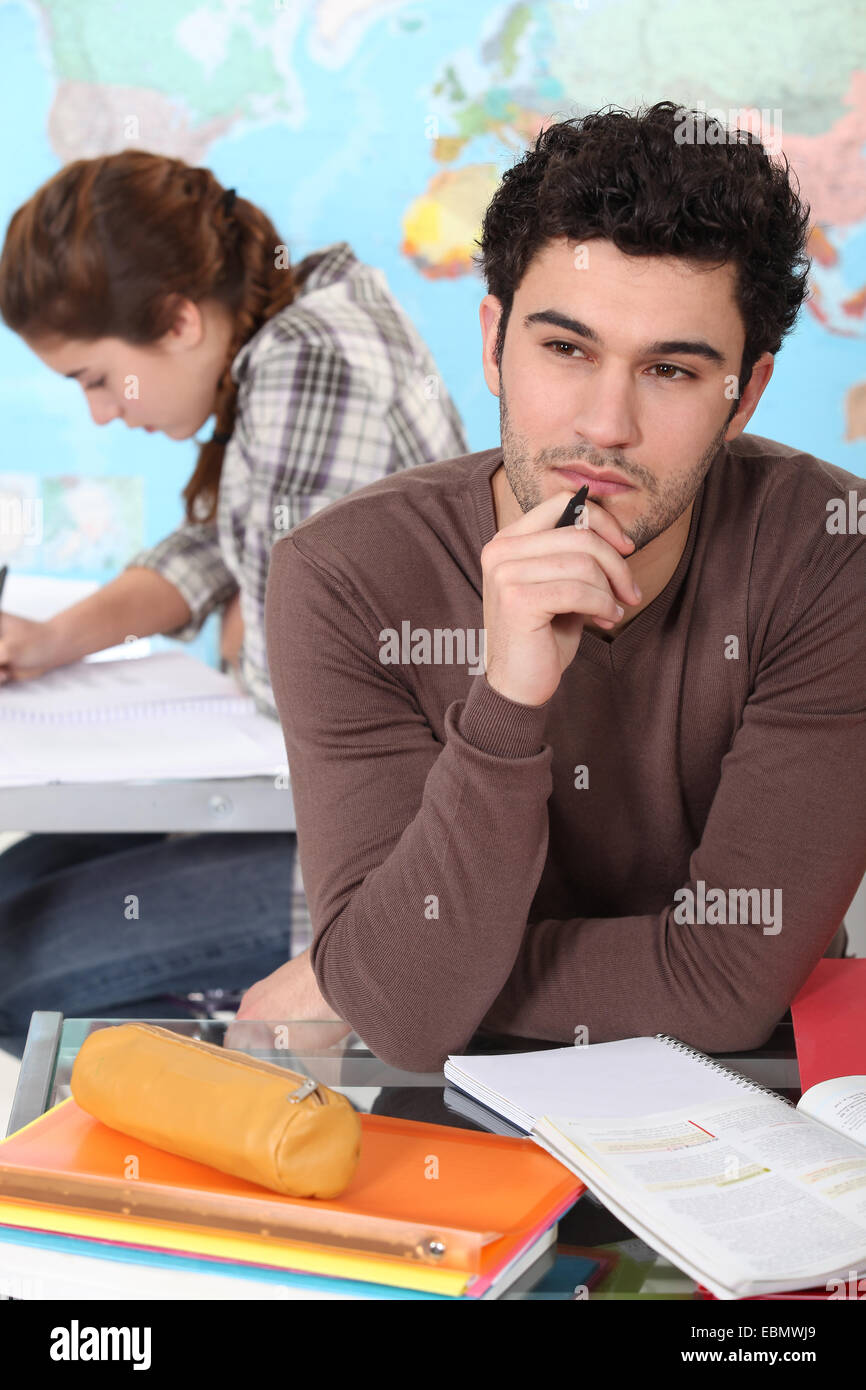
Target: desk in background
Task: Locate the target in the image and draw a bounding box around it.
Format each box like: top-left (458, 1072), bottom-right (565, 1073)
top-left (0, 777), bottom-right (295, 833)
top-left (0, 574), bottom-right (295, 833)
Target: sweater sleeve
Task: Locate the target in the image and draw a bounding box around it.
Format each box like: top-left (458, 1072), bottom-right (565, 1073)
top-left (481, 531), bottom-right (866, 1056)
top-left (264, 533), bottom-right (556, 1071)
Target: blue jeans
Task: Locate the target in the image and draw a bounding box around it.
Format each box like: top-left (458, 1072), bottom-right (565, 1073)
top-left (0, 831), bottom-right (297, 1054)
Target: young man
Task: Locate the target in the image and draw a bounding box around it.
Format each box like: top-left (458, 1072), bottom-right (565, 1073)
top-left (245, 101), bottom-right (866, 1071)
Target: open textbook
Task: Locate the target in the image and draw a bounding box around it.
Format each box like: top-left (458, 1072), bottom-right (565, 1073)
top-left (445, 1035), bottom-right (866, 1300)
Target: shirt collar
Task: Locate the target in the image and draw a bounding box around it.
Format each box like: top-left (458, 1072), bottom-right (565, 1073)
top-left (293, 241), bottom-right (358, 294)
top-left (230, 242), bottom-right (358, 385)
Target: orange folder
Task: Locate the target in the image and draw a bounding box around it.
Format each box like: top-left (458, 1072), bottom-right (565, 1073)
top-left (0, 1099), bottom-right (583, 1297)
top-left (791, 959), bottom-right (866, 1093)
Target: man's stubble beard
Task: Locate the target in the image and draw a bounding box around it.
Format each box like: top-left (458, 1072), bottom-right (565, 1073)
top-left (497, 373), bottom-right (728, 552)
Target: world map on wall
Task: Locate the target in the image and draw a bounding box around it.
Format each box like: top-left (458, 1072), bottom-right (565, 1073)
top-left (0, 0), bottom-right (863, 588)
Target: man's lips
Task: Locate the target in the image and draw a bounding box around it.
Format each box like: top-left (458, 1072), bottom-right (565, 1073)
top-left (555, 466), bottom-right (634, 496)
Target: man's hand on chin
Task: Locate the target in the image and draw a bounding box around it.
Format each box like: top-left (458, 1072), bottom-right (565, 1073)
top-left (226, 947), bottom-right (353, 1052)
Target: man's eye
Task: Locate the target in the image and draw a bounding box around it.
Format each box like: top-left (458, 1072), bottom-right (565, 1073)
top-left (650, 363), bottom-right (694, 381)
top-left (544, 344), bottom-right (693, 381)
top-left (86, 377), bottom-right (107, 390)
top-left (545, 341), bottom-right (584, 358)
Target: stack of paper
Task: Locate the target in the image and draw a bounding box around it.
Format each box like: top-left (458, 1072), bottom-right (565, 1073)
top-left (0, 1098), bottom-right (583, 1300)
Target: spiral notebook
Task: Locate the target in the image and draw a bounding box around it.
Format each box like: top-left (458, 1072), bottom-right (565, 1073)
top-left (0, 651), bottom-right (288, 783)
top-left (445, 1035), bottom-right (866, 1300)
top-left (0, 650), bottom-right (254, 723)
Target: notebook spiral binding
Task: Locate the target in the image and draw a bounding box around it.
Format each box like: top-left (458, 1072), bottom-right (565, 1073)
top-left (654, 1034), bottom-right (797, 1109)
top-left (0, 697), bottom-right (256, 724)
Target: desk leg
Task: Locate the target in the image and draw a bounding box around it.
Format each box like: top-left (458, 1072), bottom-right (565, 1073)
top-left (6, 1012), bottom-right (63, 1136)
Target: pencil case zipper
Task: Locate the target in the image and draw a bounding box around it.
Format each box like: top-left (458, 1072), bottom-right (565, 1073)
top-left (130, 1022), bottom-right (325, 1104)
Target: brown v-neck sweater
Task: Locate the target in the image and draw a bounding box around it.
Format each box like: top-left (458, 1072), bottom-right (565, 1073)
top-left (264, 433), bottom-right (866, 1071)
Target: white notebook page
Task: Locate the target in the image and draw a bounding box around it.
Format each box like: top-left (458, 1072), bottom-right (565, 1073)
top-left (0, 651), bottom-right (249, 722)
top-left (445, 1037), bottom-right (755, 1130)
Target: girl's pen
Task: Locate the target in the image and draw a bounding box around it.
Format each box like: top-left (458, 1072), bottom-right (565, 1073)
top-left (554, 484), bottom-right (589, 529)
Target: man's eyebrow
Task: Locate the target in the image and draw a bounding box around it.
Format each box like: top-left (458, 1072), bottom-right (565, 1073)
top-left (64, 368), bottom-right (86, 379)
top-left (642, 337), bottom-right (726, 365)
top-left (524, 310), bottom-right (604, 344)
top-left (523, 309), bottom-right (726, 365)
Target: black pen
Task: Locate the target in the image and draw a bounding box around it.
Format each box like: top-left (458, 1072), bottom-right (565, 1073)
top-left (554, 485), bottom-right (589, 529)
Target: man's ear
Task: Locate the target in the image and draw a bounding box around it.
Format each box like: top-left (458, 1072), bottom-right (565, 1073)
top-left (479, 294), bottom-right (503, 397)
top-left (725, 352), bottom-right (774, 440)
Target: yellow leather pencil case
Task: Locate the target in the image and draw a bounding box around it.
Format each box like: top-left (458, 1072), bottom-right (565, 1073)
top-left (70, 1022), bottom-right (362, 1198)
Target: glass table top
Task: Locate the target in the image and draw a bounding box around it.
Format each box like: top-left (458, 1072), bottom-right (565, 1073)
top-left (17, 1013), bottom-right (805, 1301)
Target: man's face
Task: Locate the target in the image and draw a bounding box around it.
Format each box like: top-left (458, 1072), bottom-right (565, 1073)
top-left (481, 236), bottom-right (767, 550)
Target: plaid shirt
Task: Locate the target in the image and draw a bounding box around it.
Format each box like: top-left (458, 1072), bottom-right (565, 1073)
top-left (125, 240), bottom-right (468, 952)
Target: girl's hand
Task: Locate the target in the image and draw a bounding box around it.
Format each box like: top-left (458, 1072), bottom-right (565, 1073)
top-left (0, 613), bottom-right (62, 684)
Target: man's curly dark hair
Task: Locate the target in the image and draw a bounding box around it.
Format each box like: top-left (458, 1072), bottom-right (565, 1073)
top-left (473, 101), bottom-right (812, 397)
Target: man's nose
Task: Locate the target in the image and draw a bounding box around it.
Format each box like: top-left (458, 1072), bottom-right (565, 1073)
top-left (573, 364), bottom-right (640, 452)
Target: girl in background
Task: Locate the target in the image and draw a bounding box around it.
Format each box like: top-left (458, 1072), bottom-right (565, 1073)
top-left (0, 151), bottom-right (467, 1054)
